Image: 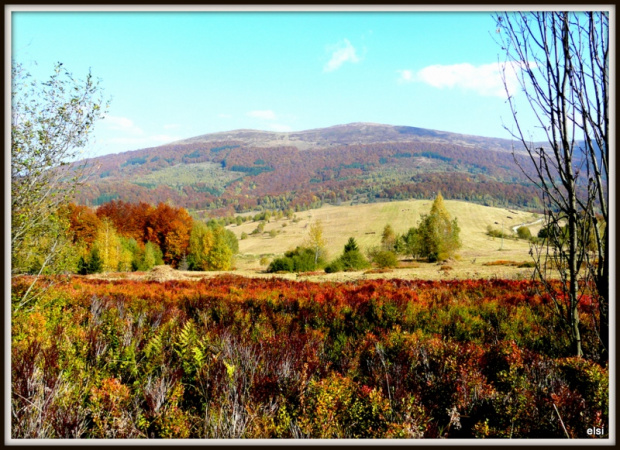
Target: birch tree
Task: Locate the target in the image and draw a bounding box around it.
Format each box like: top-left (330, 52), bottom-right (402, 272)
top-left (11, 62), bottom-right (107, 307)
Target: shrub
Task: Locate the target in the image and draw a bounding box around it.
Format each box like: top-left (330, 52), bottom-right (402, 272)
top-left (325, 238), bottom-right (371, 273)
top-left (324, 260), bottom-right (344, 274)
top-left (372, 250), bottom-right (399, 269)
top-left (486, 225), bottom-right (516, 240)
top-left (267, 246), bottom-right (324, 273)
top-left (517, 226), bottom-right (532, 240)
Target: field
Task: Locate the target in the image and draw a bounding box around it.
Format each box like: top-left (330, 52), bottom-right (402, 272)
top-left (224, 199), bottom-right (543, 281)
top-left (11, 275), bottom-right (607, 439)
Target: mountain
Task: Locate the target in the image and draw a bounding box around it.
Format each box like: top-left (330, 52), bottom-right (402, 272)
top-left (74, 122), bottom-right (542, 216)
top-left (175, 122), bottom-right (522, 153)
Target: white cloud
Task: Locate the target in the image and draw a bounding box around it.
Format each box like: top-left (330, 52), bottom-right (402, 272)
top-left (324, 39), bottom-right (360, 72)
top-left (104, 115), bottom-right (143, 135)
top-left (102, 116), bottom-right (181, 148)
top-left (247, 110), bottom-right (277, 120)
top-left (398, 62), bottom-right (523, 97)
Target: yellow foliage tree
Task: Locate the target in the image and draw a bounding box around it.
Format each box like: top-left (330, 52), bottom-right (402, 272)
top-left (206, 227), bottom-right (233, 271)
top-left (416, 192), bottom-right (461, 262)
top-left (188, 221), bottom-right (215, 271)
top-left (304, 220), bottom-right (328, 265)
top-left (93, 218), bottom-right (121, 272)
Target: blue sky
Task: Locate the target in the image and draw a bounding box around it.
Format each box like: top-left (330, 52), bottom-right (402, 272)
top-left (11, 7), bottom-right (542, 158)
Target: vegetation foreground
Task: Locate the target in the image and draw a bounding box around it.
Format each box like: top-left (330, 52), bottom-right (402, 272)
top-left (12, 275), bottom-right (607, 439)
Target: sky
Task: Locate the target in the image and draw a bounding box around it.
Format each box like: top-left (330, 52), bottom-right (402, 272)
top-left (10, 6), bottom-right (550, 158)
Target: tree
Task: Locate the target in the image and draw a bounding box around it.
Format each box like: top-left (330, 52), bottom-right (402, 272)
top-left (381, 224), bottom-right (397, 251)
top-left (402, 227), bottom-right (422, 260)
top-left (494, 11), bottom-right (609, 360)
top-left (415, 193), bottom-right (461, 262)
top-left (205, 227), bottom-right (234, 271)
top-left (11, 62), bottom-right (107, 305)
top-left (187, 221), bottom-right (236, 271)
top-left (325, 237), bottom-right (370, 273)
top-left (93, 218), bottom-right (122, 273)
top-left (304, 220), bottom-right (328, 265)
top-left (372, 250), bottom-right (399, 269)
top-left (145, 203), bottom-right (193, 267)
top-left (96, 200), bottom-right (153, 242)
top-left (187, 221), bottom-right (214, 271)
top-left (83, 246), bottom-right (103, 274)
top-left (344, 237), bottom-right (359, 253)
top-left (65, 203), bottom-right (102, 248)
top-left (142, 241), bottom-right (164, 270)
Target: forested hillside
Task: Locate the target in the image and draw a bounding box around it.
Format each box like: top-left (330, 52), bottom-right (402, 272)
top-left (74, 123), bottom-right (544, 215)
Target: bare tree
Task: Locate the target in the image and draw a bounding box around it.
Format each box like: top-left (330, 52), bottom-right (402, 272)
top-left (494, 11), bottom-right (609, 360)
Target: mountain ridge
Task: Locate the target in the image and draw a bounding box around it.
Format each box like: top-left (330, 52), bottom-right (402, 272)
top-left (169, 122), bottom-right (523, 153)
top-left (75, 122), bottom-right (541, 215)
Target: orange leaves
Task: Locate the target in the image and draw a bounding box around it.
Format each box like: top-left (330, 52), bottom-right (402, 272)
top-left (89, 378), bottom-right (135, 438)
top-left (146, 203), bottom-right (192, 267)
top-left (69, 200), bottom-right (194, 269)
top-left (64, 203), bottom-right (101, 248)
top-left (11, 274), bottom-right (607, 438)
top-left (96, 200), bottom-right (154, 242)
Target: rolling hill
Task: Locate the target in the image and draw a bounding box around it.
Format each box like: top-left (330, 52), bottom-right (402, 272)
top-left (226, 198), bottom-right (542, 277)
top-left (74, 122), bottom-right (542, 215)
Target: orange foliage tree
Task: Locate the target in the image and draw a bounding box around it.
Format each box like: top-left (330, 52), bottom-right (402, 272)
top-left (144, 203), bottom-right (193, 267)
top-left (96, 200), bottom-right (154, 242)
top-left (64, 203), bottom-right (102, 249)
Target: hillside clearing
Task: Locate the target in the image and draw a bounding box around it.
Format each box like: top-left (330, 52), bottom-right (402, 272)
top-left (91, 199), bottom-right (549, 282)
top-left (98, 200), bottom-right (542, 281)
top-left (228, 199), bottom-right (540, 263)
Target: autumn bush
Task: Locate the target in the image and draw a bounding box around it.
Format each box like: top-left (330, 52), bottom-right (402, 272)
top-left (11, 275), bottom-right (607, 439)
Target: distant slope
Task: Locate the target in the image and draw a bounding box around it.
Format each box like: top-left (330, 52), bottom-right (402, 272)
top-left (74, 122), bottom-right (541, 214)
top-left (228, 198), bottom-right (542, 274)
top-left (176, 122), bottom-right (522, 153)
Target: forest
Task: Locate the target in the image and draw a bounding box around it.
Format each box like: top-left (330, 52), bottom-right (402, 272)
top-left (74, 139), bottom-right (547, 216)
top-left (54, 200), bottom-right (239, 276)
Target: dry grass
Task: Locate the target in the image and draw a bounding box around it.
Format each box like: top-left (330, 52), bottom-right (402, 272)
top-left (229, 199), bottom-right (541, 273)
top-left (91, 200), bottom-right (552, 283)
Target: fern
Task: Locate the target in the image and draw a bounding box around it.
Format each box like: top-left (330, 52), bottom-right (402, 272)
top-left (144, 333), bottom-right (163, 359)
top-left (175, 320), bottom-right (196, 352)
top-left (191, 346), bottom-right (205, 368)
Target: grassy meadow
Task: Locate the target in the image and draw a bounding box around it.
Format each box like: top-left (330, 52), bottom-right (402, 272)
top-left (225, 199), bottom-right (544, 281)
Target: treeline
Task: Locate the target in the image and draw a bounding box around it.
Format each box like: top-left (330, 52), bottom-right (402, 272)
top-left (20, 200), bottom-right (239, 276)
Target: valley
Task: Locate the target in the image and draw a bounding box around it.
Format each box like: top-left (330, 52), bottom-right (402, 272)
top-left (94, 198), bottom-right (546, 283)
